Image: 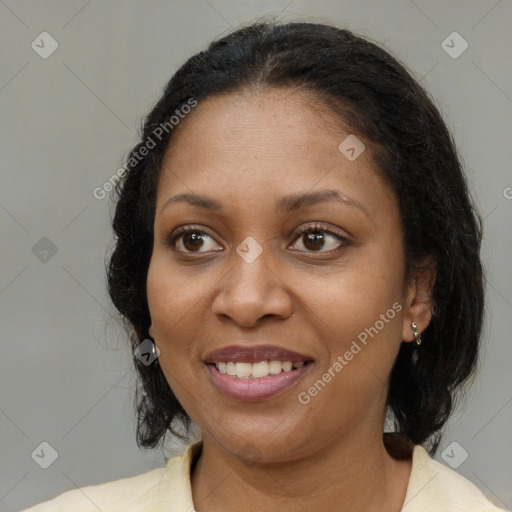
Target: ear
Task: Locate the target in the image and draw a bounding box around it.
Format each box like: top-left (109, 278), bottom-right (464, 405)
top-left (149, 324), bottom-right (155, 338)
top-left (401, 256), bottom-right (437, 342)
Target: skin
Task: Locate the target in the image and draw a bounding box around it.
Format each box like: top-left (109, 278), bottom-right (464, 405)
top-left (146, 88), bottom-right (436, 512)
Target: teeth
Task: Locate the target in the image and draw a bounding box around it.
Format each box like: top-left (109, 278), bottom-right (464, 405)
top-left (269, 360), bottom-right (282, 375)
top-left (235, 362), bottom-right (252, 378)
top-left (226, 362), bottom-right (236, 376)
top-left (252, 361), bottom-right (269, 378)
top-left (214, 360), bottom-right (307, 378)
top-left (282, 361), bottom-right (293, 372)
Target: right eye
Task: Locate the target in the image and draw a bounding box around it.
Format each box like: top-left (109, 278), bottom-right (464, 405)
top-left (165, 226), bottom-right (223, 253)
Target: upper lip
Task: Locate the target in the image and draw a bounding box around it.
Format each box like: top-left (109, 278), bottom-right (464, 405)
top-left (203, 344), bottom-right (314, 363)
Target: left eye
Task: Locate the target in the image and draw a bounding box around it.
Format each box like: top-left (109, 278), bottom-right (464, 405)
top-left (166, 226), bottom-right (347, 254)
top-left (167, 229), bottom-right (220, 253)
top-left (290, 228), bottom-right (346, 252)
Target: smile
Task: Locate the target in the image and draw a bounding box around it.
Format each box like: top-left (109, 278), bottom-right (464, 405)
top-left (214, 360), bottom-right (306, 378)
top-left (205, 360), bottom-right (314, 401)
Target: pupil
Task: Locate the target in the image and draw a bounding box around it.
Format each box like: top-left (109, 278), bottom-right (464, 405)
top-left (304, 231), bottom-right (324, 251)
top-left (181, 232), bottom-right (326, 252)
top-left (184, 233), bottom-right (204, 251)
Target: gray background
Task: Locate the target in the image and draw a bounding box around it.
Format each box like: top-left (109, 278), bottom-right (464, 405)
top-left (1, 1), bottom-right (511, 510)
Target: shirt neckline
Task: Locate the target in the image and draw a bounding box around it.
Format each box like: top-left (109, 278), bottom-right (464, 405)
top-left (158, 440), bottom-right (503, 512)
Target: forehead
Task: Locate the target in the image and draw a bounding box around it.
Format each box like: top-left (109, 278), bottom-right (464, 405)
top-left (166, 88), bottom-right (350, 160)
top-left (156, 88), bottom-right (395, 224)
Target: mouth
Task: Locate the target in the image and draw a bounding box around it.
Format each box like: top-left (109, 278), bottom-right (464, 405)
top-left (203, 344), bottom-right (315, 401)
top-left (210, 359), bottom-right (312, 378)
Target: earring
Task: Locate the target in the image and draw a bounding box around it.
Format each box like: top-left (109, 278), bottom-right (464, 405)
top-left (411, 321), bottom-right (422, 346)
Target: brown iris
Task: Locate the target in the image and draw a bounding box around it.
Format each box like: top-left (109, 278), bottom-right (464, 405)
top-left (303, 231), bottom-right (325, 251)
top-left (183, 232), bottom-right (205, 252)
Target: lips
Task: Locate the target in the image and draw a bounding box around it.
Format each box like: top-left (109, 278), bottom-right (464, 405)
top-left (203, 344), bottom-right (315, 401)
top-left (203, 344), bottom-right (314, 364)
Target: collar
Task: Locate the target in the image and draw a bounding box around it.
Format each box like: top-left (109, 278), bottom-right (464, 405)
top-left (159, 441), bottom-right (506, 511)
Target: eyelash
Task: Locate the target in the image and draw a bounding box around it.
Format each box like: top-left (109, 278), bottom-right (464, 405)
top-left (164, 223), bottom-right (348, 255)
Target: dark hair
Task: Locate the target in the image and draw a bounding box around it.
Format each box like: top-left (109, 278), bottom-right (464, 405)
top-left (106, 20), bottom-right (484, 457)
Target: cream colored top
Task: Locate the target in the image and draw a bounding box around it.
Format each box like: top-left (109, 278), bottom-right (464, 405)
top-left (22, 441), bottom-right (509, 511)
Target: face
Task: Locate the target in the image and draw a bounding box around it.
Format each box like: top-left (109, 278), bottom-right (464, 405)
top-left (146, 88), bottom-right (419, 462)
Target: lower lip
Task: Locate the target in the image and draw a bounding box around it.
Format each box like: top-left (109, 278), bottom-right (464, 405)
top-left (205, 362), bottom-right (313, 401)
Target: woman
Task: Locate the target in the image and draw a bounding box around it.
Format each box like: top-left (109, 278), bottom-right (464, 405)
top-left (23, 20), bottom-right (509, 512)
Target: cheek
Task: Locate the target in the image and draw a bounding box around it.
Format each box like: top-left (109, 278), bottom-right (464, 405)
top-left (147, 254), bottom-right (207, 329)
top-left (146, 257), bottom-right (203, 371)
top-left (295, 255), bottom-right (403, 336)
top-left (293, 252), bottom-right (405, 392)
top-left (146, 265), bottom-right (201, 403)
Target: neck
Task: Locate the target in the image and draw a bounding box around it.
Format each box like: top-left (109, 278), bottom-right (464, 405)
top-left (190, 428), bottom-right (412, 512)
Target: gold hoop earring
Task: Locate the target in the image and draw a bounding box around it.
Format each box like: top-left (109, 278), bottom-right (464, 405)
top-left (411, 321), bottom-right (422, 346)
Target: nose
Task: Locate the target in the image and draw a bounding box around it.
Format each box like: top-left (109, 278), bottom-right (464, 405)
top-left (211, 245), bottom-right (294, 328)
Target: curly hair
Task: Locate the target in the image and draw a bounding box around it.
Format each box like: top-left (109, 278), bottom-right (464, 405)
top-left (106, 20), bottom-right (484, 457)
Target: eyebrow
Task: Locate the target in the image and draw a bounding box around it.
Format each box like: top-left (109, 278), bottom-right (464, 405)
top-left (160, 189), bottom-right (369, 217)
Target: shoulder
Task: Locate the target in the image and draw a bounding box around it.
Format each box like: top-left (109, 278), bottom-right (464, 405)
top-left (21, 442), bottom-right (201, 512)
top-left (402, 444), bottom-right (509, 512)
top-left (21, 466), bottom-right (166, 512)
